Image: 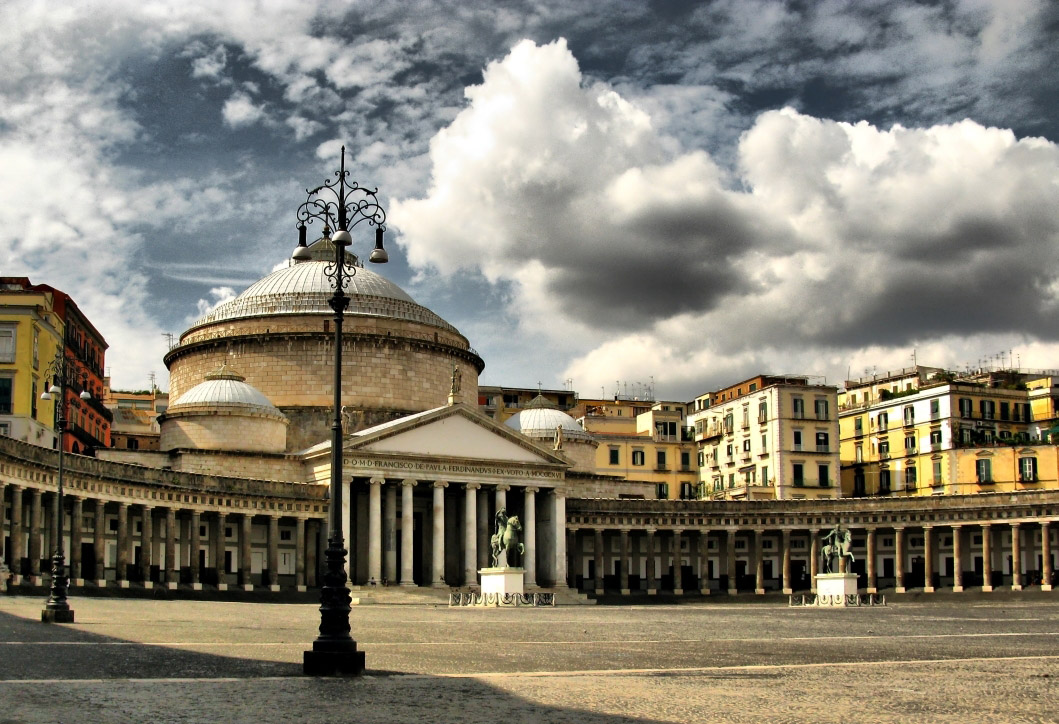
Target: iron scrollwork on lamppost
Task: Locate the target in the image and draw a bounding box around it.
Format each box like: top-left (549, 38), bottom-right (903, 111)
top-left (39, 351), bottom-right (91, 624)
top-left (297, 146), bottom-right (387, 676)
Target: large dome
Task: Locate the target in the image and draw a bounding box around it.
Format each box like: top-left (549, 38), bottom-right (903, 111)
top-left (167, 366), bottom-right (285, 419)
top-left (187, 243), bottom-right (456, 334)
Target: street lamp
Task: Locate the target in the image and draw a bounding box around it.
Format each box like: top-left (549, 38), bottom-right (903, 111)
top-left (297, 145), bottom-right (387, 676)
top-left (39, 351), bottom-right (91, 624)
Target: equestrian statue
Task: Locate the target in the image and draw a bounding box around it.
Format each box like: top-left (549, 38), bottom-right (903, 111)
top-left (820, 524), bottom-right (854, 574)
top-left (490, 507), bottom-right (524, 568)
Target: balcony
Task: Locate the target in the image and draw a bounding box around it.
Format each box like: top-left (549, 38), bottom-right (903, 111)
top-left (904, 447), bottom-right (917, 456)
top-left (793, 479), bottom-right (805, 487)
top-left (977, 477), bottom-right (994, 485)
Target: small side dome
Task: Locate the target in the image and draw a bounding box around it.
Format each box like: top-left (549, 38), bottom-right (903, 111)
top-left (160, 364), bottom-right (288, 453)
top-left (505, 395), bottom-right (593, 442)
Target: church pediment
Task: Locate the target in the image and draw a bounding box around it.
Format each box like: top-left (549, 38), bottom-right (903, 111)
top-left (343, 404), bottom-right (568, 466)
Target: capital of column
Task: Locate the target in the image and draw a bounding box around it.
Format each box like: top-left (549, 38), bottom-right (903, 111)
top-left (402, 478), bottom-right (418, 488)
top-left (495, 484), bottom-right (510, 492)
top-left (369, 476), bottom-right (385, 486)
top-left (950, 523), bottom-right (963, 530)
top-left (464, 482), bottom-right (481, 490)
top-left (523, 486), bottom-right (539, 494)
top-left (644, 527), bottom-right (657, 535)
top-left (671, 528), bottom-right (684, 535)
top-left (1011, 522), bottom-right (1021, 529)
top-left (432, 480), bottom-right (449, 489)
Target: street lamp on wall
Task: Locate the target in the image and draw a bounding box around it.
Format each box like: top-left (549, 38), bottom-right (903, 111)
top-left (38, 351), bottom-right (91, 624)
top-left (297, 145), bottom-right (387, 676)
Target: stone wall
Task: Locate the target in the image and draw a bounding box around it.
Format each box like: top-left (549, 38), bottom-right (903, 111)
top-left (160, 412), bottom-right (287, 454)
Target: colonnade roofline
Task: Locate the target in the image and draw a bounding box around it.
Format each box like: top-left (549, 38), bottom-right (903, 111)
top-left (569, 490), bottom-right (1059, 530)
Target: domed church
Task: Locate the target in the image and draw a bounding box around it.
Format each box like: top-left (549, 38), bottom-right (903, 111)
top-left (163, 237), bottom-right (484, 451)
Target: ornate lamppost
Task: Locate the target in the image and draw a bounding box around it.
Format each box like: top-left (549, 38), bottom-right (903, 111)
top-left (39, 350), bottom-right (91, 624)
top-left (297, 146), bottom-right (387, 676)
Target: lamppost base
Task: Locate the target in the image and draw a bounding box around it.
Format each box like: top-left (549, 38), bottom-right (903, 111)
top-left (303, 641), bottom-right (365, 676)
top-left (41, 608), bottom-right (75, 624)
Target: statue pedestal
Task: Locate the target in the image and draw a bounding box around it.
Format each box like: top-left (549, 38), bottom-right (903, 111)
top-left (479, 567), bottom-right (524, 596)
top-left (815, 573), bottom-right (859, 606)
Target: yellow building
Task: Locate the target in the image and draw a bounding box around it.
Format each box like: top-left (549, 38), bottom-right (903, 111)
top-left (478, 385), bottom-right (577, 424)
top-left (0, 278), bottom-right (65, 446)
top-left (840, 365), bottom-right (1059, 497)
top-left (578, 400), bottom-right (697, 499)
top-left (688, 375), bottom-right (841, 501)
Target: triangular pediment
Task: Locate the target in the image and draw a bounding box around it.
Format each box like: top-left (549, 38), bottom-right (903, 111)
top-left (343, 404), bottom-right (567, 466)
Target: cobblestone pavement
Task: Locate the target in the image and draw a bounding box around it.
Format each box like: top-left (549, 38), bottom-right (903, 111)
top-left (1, 595), bottom-right (1057, 723)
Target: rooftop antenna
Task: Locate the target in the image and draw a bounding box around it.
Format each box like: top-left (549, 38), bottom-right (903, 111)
top-left (162, 332), bottom-right (176, 351)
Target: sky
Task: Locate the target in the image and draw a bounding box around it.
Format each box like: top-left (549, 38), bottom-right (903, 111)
top-left (2, 0), bottom-right (1058, 402)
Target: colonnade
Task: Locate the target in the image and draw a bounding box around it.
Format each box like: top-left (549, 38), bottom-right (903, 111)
top-left (0, 481), bottom-right (318, 591)
top-left (347, 476), bottom-right (566, 589)
top-left (567, 520), bottom-right (1057, 595)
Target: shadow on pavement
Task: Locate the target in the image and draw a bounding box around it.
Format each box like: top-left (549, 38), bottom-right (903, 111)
top-left (0, 607), bottom-right (669, 724)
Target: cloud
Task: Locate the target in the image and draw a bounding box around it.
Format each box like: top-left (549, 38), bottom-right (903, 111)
top-left (222, 90), bottom-right (266, 127)
top-left (394, 39), bottom-right (1059, 400)
top-left (194, 286), bottom-right (237, 319)
top-left (190, 43), bottom-right (228, 79)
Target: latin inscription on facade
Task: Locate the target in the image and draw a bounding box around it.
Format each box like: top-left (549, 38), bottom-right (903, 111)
top-left (346, 457), bottom-right (562, 479)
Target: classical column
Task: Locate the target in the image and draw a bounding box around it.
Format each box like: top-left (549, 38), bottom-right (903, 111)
top-left (29, 488), bottom-right (42, 580)
top-left (673, 529), bottom-right (684, 594)
top-left (593, 528), bottom-right (604, 594)
top-left (698, 530), bottom-right (711, 595)
top-left (753, 529), bottom-right (765, 595)
top-left (952, 525), bottom-right (964, 592)
top-left (1042, 521), bottom-right (1053, 592)
top-left (0, 480), bottom-right (6, 573)
top-left (809, 529), bottom-right (819, 592)
top-left (781, 528), bottom-right (792, 595)
top-left (306, 519), bottom-right (319, 587)
top-left (165, 508), bottom-right (177, 589)
top-left (619, 529), bottom-right (630, 595)
top-left (523, 487), bottom-right (537, 586)
top-left (117, 503), bottom-right (130, 588)
top-left (9, 486), bottom-right (22, 582)
top-left (141, 506), bottom-right (154, 589)
top-left (726, 529), bottom-right (738, 595)
top-left (93, 500), bottom-right (105, 587)
top-left (923, 526), bottom-right (935, 593)
top-left (400, 479), bottom-right (416, 586)
top-left (1011, 523), bottom-right (1022, 591)
top-left (495, 484), bottom-right (508, 513)
top-left (645, 528), bottom-right (657, 594)
top-left (239, 513), bottom-right (253, 590)
top-left (894, 526), bottom-right (906, 593)
top-left (368, 477), bottom-right (383, 584)
top-left (431, 481), bottom-right (447, 587)
top-left (982, 523), bottom-right (993, 592)
top-left (866, 527), bottom-right (877, 594)
top-left (383, 482), bottom-right (397, 584)
top-left (554, 491), bottom-right (568, 589)
top-left (213, 511), bottom-right (225, 590)
top-left (463, 483), bottom-right (479, 587)
top-left (267, 514), bottom-right (280, 592)
top-left (295, 517), bottom-right (307, 592)
top-left (189, 510), bottom-right (201, 589)
top-left (70, 497), bottom-right (83, 585)
top-left (476, 487), bottom-right (489, 571)
top-left (568, 528), bottom-right (579, 589)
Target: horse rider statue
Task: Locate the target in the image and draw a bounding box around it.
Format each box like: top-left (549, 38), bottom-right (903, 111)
top-left (490, 507), bottom-right (525, 568)
top-left (820, 524), bottom-right (855, 574)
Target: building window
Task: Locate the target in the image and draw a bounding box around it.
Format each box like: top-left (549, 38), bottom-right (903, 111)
top-left (761, 466), bottom-right (768, 485)
top-left (815, 399), bottom-right (829, 420)
top-left (877, 411), bottom-right (888, 429)
top-left (126, 438), bottom-right (139, 450)
top-left (792, 397), bottom-right (804, 419)
top-left (979, 400), bottom-right (995, 420)
top-left (1019, 456), bottom-right (1038, 482)
top-left (815, 431), bottom-right (829, 452)
top-left (793, 430), bottom-right (803, 451)
top-left (761, 433), bottom-right (767, 450)
top-left (903, 406), bottom-right (914, 426)
top-left (853, 468), bottom-right (865, 496)
top-left (697, 451), bottom-right (704, 467)
top-left (976, 459), bottom-right (992, 484)
top-left (741, 407), bottom-right (749, 429)
top-left (879, 469), bottom-right (891, 494)
top-left (929, 429), bottom-right (942, 448)
top-left (680, 482), bottom-right (694, 499)
top-left (631, 449), bottom-right (645, 466)
top-left (681, 451), bottom-right (691, 470)
top-left (930, 399), bottom-right (940, 419)
top-left (0, 376), bottom-right (13, 415)
top-left (609, 447), bottom-right (620, 465)
top-left (742, 439), bottom-right (751, 453)
top-left (32, 328), bottom-right (39, 369)
top-left (878, 439), bottom-right (890, 457)
top-left (0, 327), bottom-right (14, 363)
top-left (959, 398), bottom-right (972, 418)
top-left (728, 473), bottom-right (735, 488)
top-left (656, 450), bottom-right (667, 469)
top-left (904, 435), bottom-right (916, 452)
top-left (855, 444), bottom-right (863, 463)
top-left (1000, 402), bottom-right (1010, 421)
top-left (656, 483), bottom-right (669, 499)
top-left (726, 443), bottom-right (734, 458)
top-left (854, 416), bottom-right (863, 435)
top-left (905, 466), bottom-right (917, 490)
top-left (818, 464), bottom-right (829, 487)
top-left (758, 401), bottom-right (767, 423)
top-left (933, 460), bottom-right (943, 485)
top-left (280, 529), bottom-right (293, 541)
top-left (792, 463), bottom-right (804, 486)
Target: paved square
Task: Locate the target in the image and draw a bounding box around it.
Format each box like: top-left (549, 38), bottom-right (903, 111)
top-left (1, 594), bottom-right (1057, 723)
